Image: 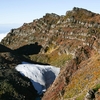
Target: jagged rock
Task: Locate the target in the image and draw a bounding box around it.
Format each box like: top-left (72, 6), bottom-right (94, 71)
top-left (1, 7), bottom-right (100, 100)
top-left (95, 91), bottom-right (100, 100)
top-left (0, 44), bottom-right (42, 100)
top-left (85, 90), bottom-right (95, 100)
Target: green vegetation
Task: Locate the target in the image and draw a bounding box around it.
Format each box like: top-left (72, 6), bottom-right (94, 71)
top-left (49, 54), bottom-right (72, 67)
top-left (0, 80), bottom-right (18, 99)
top-left (29, 53), bottom-right (72, 67)
top-left (75, 93), bottom-right (85, 100)
top-left (30, 54), bottom-right (49, 64)
top-left (93, 84), bottom-right (100, 92)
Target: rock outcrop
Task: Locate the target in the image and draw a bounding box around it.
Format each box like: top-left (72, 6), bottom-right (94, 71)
top-left (1, 7), bottom-right (100, 67)
top-left (0, 52), bottom-right (37, 100)
top-left (1, 7), bottom-right (100, 100)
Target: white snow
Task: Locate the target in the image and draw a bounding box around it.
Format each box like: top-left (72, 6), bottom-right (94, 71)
top-left (15, 62), bottom-right (60, 94)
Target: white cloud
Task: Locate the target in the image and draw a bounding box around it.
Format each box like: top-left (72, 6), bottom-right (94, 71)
top-left (0, 33), bottom-right (7, 42)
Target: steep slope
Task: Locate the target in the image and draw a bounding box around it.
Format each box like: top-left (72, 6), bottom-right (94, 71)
top-left (1, 7), bottom-right (100, 100)
top-left (63, 53), bottom-right (100, 100)
top-left (42, 45), bottom-right (95, 100)
top-left (0, 45), bottom-right (40, 100)
top-left (1, 7), bottom-right (100, 67)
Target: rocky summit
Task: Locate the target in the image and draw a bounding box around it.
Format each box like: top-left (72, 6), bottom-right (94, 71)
top-left (0, 7), bottom-right (100, 100)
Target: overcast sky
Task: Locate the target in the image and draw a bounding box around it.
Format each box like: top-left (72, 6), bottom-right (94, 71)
top-left (0, 0), bottom-right (100, 24)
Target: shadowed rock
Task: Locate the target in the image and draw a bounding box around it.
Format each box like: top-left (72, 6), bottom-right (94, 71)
top-left (14, 42), bottom-right (42, 55)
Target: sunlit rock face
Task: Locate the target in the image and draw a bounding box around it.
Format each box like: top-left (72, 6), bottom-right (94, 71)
top-left (16, 62), bottom-right (60, 95)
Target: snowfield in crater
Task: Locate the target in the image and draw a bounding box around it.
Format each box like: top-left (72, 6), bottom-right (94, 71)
top-left (15, 62), bottom-right (60, 94)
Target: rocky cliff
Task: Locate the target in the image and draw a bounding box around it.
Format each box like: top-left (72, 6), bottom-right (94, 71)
top-left (1, 7), bottom-right (100, 100)
top-left (0, 44), bottom-right (39, 100)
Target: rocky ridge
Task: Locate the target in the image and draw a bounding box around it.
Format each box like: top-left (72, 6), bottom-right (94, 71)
top-left (0, 7), bottom-right (100, 100)
top-left (1, 7), bottom-right (100, 67)
top-left (0, 44), bottom-right (42, 100)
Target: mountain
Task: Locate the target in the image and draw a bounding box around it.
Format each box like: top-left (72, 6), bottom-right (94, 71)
top-left (1, 7), bottom-right (100, 67)
top-left (0, 7), bottom-right (100, 100)
top-left (0, 43), bottom-right (45, 100)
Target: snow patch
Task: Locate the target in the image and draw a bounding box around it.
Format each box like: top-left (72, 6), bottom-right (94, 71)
top-left (15, 62), bottom-right (60, 94)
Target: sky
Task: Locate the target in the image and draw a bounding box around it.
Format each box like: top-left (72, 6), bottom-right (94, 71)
top-left (0, 0), bottom-right (100, 32)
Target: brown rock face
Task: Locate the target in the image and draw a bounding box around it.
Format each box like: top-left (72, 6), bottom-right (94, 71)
top-left (1, 7), bottom-right (100, 100)
top-left (42, 46), bottom-right (93, 100)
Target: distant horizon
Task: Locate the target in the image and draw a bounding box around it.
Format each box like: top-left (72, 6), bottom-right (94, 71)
top-left (0, 32), bottom-right (8, 42)
top-left (0, 23), bottom-right (22, 33)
